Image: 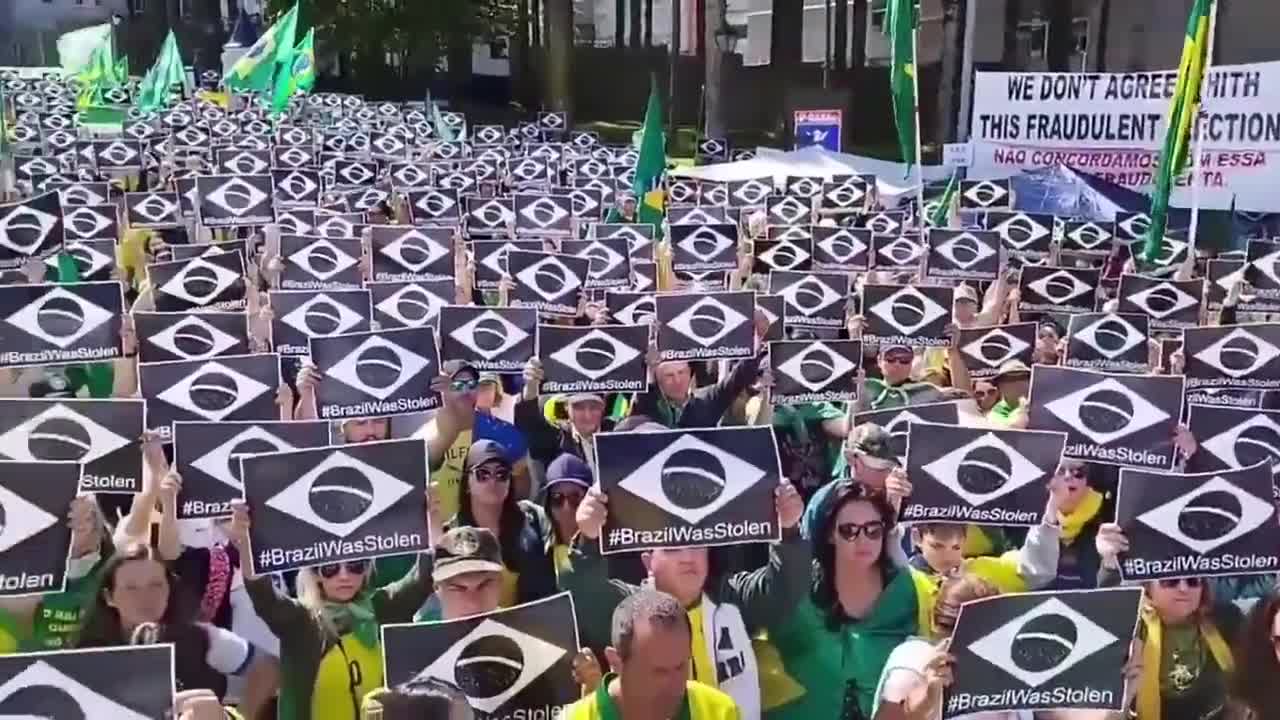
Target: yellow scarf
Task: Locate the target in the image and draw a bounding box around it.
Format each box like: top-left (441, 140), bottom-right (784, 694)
top-left (1138, 605), bottom-right (1234, 720)
top-left (687, 604), bottom-right (715, 686)
top-left (1058, 489), bottom-right (1104, 546)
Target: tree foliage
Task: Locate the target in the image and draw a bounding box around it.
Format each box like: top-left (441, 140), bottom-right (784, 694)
top-left (266, 0), bottom-right (517, 78)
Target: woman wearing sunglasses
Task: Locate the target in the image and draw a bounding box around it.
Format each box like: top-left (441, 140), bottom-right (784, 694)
top-left (1044, 461), bottom-right (1109, 591)
top-left (1096, 524), bottom-right (1243, 720)
top-left (227, 501), bottom-right (434, 720)
top-left (757, 482), bottom-right (917, 720)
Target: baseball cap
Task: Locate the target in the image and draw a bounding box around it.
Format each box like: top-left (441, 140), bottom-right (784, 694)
top-left (847, 423), bottom-right (898, 470)
top-left (478, 372), bottom-right (502, 386)
top-left (954, 284), bottom-right (980, 304)
top-left (433, 526), bottom-right (504, 582)
top-left (441, 359), bottom-right (479, 380)
top-left (544, 454), bottom-right (593, 490)
top-left (994, 359), bottom-right (1032, 382)
top-left (464, 439), bottom-right (511, 472)
top-left (566, 392), bottom-right (605, 407)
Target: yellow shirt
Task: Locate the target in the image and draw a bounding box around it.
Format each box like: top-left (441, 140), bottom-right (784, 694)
top-left (688, 604), bottom-right (715, 686)
top-left (311, 631), bottom-right (382, 720)
top-left (564, 674), bottom-right (741, 720)
top-left (500, 567), bottom-right (520, 608)
top-left (427, 425), bottom-right (473, 520)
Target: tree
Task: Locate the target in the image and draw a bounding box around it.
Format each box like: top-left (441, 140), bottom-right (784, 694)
top-left (615, 0), bottom-right (625, 48)
top-left (936, 0), bottom-right (964, 143)
top-left (1045, 0), bottom-right (1075, 71)
top-left (629, 0), bottom-right (642, 47)
top-left (1002, 0), bottom-right (1021, 69)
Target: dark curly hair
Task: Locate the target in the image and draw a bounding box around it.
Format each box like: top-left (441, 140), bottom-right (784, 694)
top-left (810, 481), bottom-right (898, 629)
top-left (1230, 587), bottom-right (1280, 716)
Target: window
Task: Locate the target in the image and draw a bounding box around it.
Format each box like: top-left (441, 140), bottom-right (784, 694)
top-left (1016, 20), bottom-right (1048, 60)
top-left (870, 0), bottom-right (920, 33)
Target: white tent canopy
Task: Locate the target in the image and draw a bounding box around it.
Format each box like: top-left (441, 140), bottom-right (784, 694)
top-left (669, 146), bottom-right (951, 206)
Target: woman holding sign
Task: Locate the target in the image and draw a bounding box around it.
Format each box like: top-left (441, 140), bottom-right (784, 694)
top-left (1096, 524), bottom-right (1242, 720)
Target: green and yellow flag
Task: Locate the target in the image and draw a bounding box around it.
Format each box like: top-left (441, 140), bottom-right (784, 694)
top-left (613, 77), bottom-right (666, 225)
top-left (270, 28), bottom-right (315, 113)
top-left (1142, 0), bottom-right (1214, 263)
top-left (136, 31), bottom-right (186, 114)
top-left (224, 2), bottom-right (299, 92)
top-left (886, 0), bottom-right (919, 172)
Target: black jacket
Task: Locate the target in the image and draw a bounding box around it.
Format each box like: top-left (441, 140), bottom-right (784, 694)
top-left (513, 398), bottom-right (617, 467)
top-left (631, 356), bottom-right (762, 428)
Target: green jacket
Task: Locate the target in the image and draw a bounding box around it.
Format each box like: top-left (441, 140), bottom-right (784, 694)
top-left (759, 567), bottom-right (918, 720)
top-left (245, 556), bottom-right (433, 720)
top-left (556, 529), bottom-right (812, 653)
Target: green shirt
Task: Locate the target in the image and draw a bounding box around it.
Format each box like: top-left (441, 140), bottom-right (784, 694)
top-left (986, 398), bottom-right (1021, 426)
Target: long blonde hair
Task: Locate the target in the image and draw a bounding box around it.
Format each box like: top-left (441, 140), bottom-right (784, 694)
top-left (295, 565), bottom-right (373, 610)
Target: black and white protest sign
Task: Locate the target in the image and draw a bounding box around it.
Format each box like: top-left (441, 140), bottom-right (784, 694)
top-left (1206, 258), bottom-right (1261, 311)
top-left (272, 168), bottom-right (322, 206)
top-left (330, 159), bottom-right (379, 189)
top-left (725, 177), bottom-right (772, 207)
top-left (472, 240), bottom-right (543, 291)
top-left (821, 177), bottom-right (871, 212)
top-left (1018, 266), bottom-right (1099, 316)
top-left (767, 196), bottom-right (811, 226)
top-left (276, 208), bottom-right (317, 235)
top-left (769, 270), bottom-right (849, 331)
top-left (769, 339), bottom-right (860, 405)
top-left (1029, 365), bottom-right (1183, 469)
top-left (655, 291), bottom-right (756, 361)
top-left (1187, 404), bottom-right (1280, 496)
top-left (382, 593), bottom-right (581, 719)
top-left (606, 291), bottom-right (656, 327)
top-left (0, 189), bottom-right (61, 267)
top-left (148, 253), bottom-right (247, 312)
top-left (369, 280), bottom-right (452, 330)
top-left (1064, 313), bottom-right (1150, 374)
top-left (273, 145), bottom-right (316, 171)
top-left (959, 179), bottom-right (1012, 210)
top-left (271, 290), bottom-right (373, 356)
top-left (1246, 238), bottom-right (1280, 301)
top-left (279, 235), bottom-right (363, 290)
top-left (594, 223), bottom-right (656, 260)
top-left (859, 211), bottom-right (908, 235)
top-left (0, 460), bottom-right (79, 595)
top-left (53, 182), bottom-right (107, 208)
top-left (310, 327), bottom-right (441, 419)
top-left (631, 259), bottom-right (657, 291)
top-left (667, 205), bottom-right (726, 226)
top-left (561, 238), bottom-right (632, 290)
top-left (313, 213), bottom-right (364, 239)
top-left (0, 645), bottom-right (175, 718)
top-left (134, 312), bottom-right (249, 363)
top-left (766, 225), bottom-right (814, 245)
top-left (216, 149), bottom-right (271, 175)
top-left (902, 422), bottom-right (1064, 526)
top-left (506, 250), bottom-right (588, 318)
top-left (241, 439), bottom-right (429, 574)
top-left (61, 204), bottom-right (118, 242)
top-left (515, 193), bottom-right (574, 235)
top-left (595, 426), bottom-right (782, 553)
top-left (1116, 462), bottom-right (1280, 581)
top-left (811, 227), bottom-right (870, 271)
top-left (169, 240), bottom-right (248, 263)
top-left (538, 324), bottom-right (648, 395)
top-left (125, 191), bottom-right (182, 229)
top-left (369, 226), bottom-right (454, 282)
top-left (0, 398), bottom-right (143, 493)
top-left (1117, 274), bottom-right (1204, 331)
top-left (756, 293), bottom-right (785, 341)
top-left (944, 588), bottom-right (1141, 719)
top-left (1183, 324), bottom-right (1280, 391)
top-left (404, 188), bottom-right (462, 226)
top-left (855, 401), bottom-right (965, 465)
top-left (986, 211), bottom-right (1054, 258)
top-left (0, 282), bottom-right (122, 368)
top-left (140, 353), bottom-right (282, 440)
top-left (959, 323), bottom-right (1038, 379)
top-left (439, 306), bottom-right (538, 373)
top-left (669, 223), bottom-right (739, 273)
top-left (871, 234), bottom-right (924, 271)
top-left (862, 284), bottom-right (954, 348)
top-left (465, 196), bottom-right (515, 234)
top-left (174, 420), bottom-right (330, 519)
top-left (1060, 221), bottom-right (1116, 257)
top-left (927, 230), bottom-right (1001, 281)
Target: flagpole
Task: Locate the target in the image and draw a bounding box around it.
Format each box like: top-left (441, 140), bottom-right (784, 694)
top-left (1185, 0), bottom-right (1220, 253)
top-left (911, 21), bottom-right (926, 228)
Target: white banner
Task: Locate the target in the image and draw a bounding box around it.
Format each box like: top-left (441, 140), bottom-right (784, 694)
top-left (969, 62), bottom-right (1280, 212)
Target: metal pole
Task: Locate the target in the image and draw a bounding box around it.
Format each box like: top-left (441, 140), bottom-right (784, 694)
top-left (956, 0), bottom-right (978, 141)
top-left (1186, 0), bottom-right (1221, 252)
top-left (823, 0), bottom-right (832, 89)
top-left (669, 0), bottom-right (681, 138)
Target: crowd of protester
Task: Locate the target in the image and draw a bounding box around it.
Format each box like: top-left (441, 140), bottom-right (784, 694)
top-left (1, 178), bottom-right (1279, 720)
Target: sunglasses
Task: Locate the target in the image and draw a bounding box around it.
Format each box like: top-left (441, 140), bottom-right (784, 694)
top-left (836, 521), bottom-right (885, 542)
top-left (473, 467), bottom-right (511, 484)
top-left (1157, 577), bottom-right (1203, 589)
top-left (317, 560), bottom-right (370, 578)
top-left (450, 378), bottom-right (480, 393)
top-left (549, 491), bottom-right (584, 507)
top-left (1058, 465), bottom-right (1087, 480)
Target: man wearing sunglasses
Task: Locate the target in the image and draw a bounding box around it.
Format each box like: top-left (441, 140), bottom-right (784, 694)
top-left (563, 481), bottom-right (807, 720)
top-left (425, 360), bottom-right (531, 520)
top-left (860, 344), bottom-right (952, 412)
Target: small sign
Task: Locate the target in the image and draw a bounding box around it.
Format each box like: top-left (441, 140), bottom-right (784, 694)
top-left (794, 109), bottom-right (842, 153)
